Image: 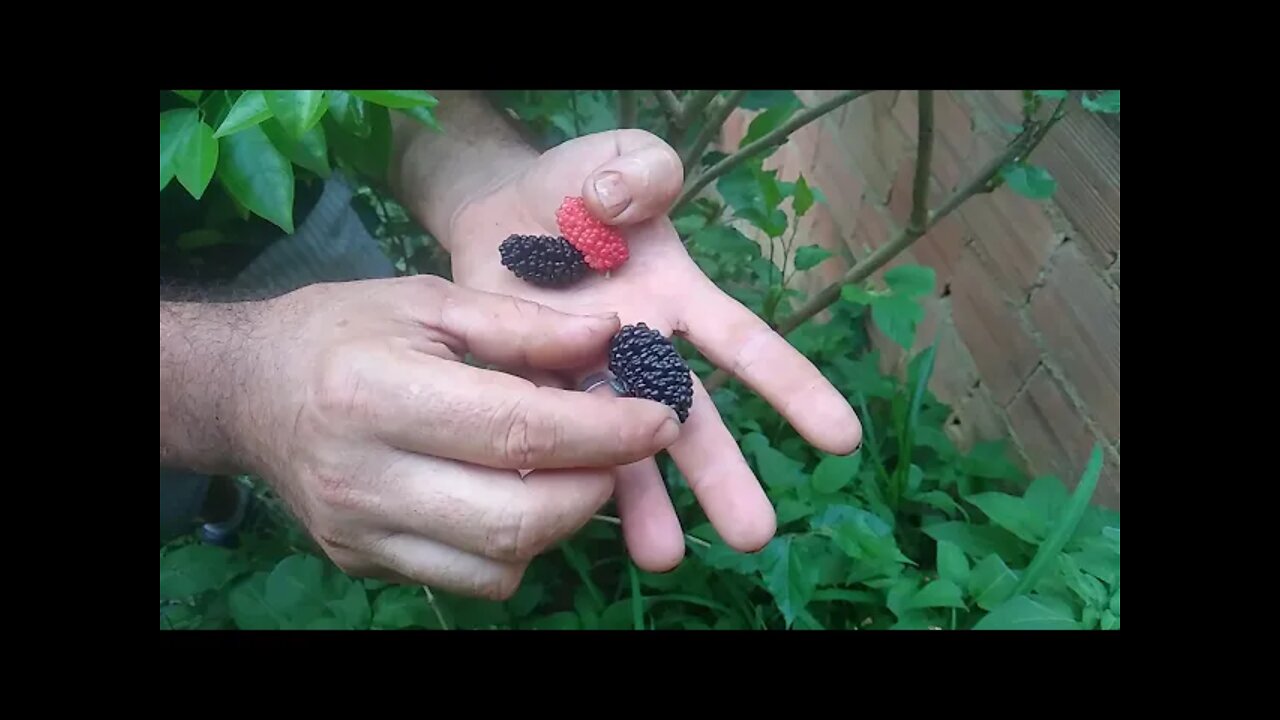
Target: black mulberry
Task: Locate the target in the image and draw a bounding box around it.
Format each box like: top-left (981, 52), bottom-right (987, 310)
top-left (499, 234), bottom-right (590, 287)
top-left (608, 323), bottom-right (695, 423)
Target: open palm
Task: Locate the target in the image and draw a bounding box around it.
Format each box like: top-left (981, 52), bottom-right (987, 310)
top-left (445, 129), bottom-right (862, 571)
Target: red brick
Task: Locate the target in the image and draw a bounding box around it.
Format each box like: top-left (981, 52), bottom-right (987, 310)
top-left (1109, 256), bottom-right (1119, 288)
top-left (1005, 366), bottom-right (1120, 510)
top-left (946, 384), bottom-right (1009, 451)
top-left (851, 199), bottom-right (894, 256)
top-left (890, 91), bottom-right (971, 193)
top-left (957, 190), bottom-right (1057, 301)
top-left (1034, 109), bottom-right (1121, 270)
top-left (928, 309), bottom-right (980, 408)
top-left (912, 213), bottom-right (966, 296)
top-left (936, 91), bottom-right (976, 162)
top-left (949, 247), bottom-right (1041, 406)
top-left (838, 93), bottom-right (908, 203)
top-left (1029, 242), bottom-right (1121, 444)
top-left (807, 126), bottom-right (866, 239)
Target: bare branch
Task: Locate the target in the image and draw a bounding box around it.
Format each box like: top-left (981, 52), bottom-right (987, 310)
top-left (653, 90), bottom-right (682, 123)
top-left (673, 90), bottom-right (872, 214)
top-left (701, 112), bottom-right (1056, 392)
top-left (678, 90), bottom-right (718, 126)
top-left (619, 90), bottom-right (638, 128)
top-left (680, 90), bottom-right (748, 172)
top-left (909, 91), bottom-right (935, 234)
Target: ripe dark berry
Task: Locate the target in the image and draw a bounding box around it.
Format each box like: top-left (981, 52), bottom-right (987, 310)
top-left (498, 234), bottom-right (591, 287)
top-left (608, 323), bottom-right (694, 423)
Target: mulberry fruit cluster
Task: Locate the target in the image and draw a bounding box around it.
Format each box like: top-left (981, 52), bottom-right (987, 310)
top-left (608, 323), bottom-right (694, 423)
top-left (498, 195), bottom-right (631, 287)
top-left (498, 234), bottom-right (590, 287)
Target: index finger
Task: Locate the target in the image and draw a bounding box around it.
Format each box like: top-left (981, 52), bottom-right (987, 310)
top-left (368, 352), bottom-right (682, 470)
top-left (681, 282), bottom-right (862, 455)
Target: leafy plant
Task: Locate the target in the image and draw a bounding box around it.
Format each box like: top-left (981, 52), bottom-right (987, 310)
top-left (160, 89), bottom-right (1120, 630)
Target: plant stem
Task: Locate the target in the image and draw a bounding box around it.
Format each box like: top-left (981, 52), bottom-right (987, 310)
top-left (674, 90), bottom-right (871, 214)
top-left (701, 106), bottom-right (1059, 392)
top-left (680, 90), bottom-right (748, 172)
top-left (619, 90), bottom-right (638, 128)
top-left (909, 91), bottom-right (935, 235)
top-left (679, 90), bottom-right (719, 126)
top-left (422, 584), bottom-right (450, 630)
top-left (591, 514), bottom-right (711, 548)
top-left (653, 90), bottom-right (682, 123)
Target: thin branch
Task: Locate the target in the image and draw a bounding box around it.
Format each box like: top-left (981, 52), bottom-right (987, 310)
top-left (591, 514), bottom-right (711, 549)
top-left (909, 91), bottom-right (935, 234)
top-left (619, 90), bottom-right (638, 128)
top-left (701, 109), bottom-right (1063, 392)
top-left (679, 89), bottom-right (718, 126)
top-left (674, 90), bottom-right (872, 214)
top-left (653, 90), bottom-right (682, 123)
top-left (422, 584), bottom-right (450, 630)
top-left (680, 90), bottom-right (748, 173)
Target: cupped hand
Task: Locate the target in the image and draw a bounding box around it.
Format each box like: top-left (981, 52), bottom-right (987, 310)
top-left (236, 275), bottom-right (682, 599)
top-left (444, 129), bottom-right (863, 572)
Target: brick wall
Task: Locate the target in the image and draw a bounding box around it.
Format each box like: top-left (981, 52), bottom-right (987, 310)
top-left (714, 90), bottom-right (1120, 509)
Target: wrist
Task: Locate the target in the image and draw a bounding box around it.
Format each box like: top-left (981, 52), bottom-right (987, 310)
top-left (160, 299), bottom-right (269, 475)
top-left (389, 91), bottom-right (538, 252)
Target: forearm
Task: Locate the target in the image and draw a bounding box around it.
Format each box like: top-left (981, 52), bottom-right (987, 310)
top-left (389, 91), bottom-right (538, 251)
top-left (160, 300), bottom-right (265, 475)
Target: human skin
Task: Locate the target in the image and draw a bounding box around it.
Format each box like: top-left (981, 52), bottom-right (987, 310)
top-left (388, 91), bottom-right (863, 573)
top-left (160, 279), bottom-right (685, 599)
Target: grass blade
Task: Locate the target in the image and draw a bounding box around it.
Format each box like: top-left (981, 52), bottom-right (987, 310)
top-left (1012, 444), bottom-right (1104, 597)
top-left (628, 562), bottom-right (644, 630)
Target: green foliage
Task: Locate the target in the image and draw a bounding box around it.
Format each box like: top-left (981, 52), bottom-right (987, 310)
top-left (161, 89), bottom-right (1118, 630)
top-left (160, 89), bottom-right (438, 232)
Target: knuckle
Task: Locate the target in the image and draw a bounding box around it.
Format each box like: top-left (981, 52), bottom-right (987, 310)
top-left (313, 470), bottom-right (362, 512)
top-left (497, 399), bottom-right (560, 468)
top-left (313, 346), bottom-right (367, 419)
top-left (484, 502), bottom-right (528, 561)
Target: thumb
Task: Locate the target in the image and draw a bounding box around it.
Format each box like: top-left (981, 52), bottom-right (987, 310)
top-left (431, 280), bottom-right (620, 371)
top-left (580, 130), bottom-right (684, 225)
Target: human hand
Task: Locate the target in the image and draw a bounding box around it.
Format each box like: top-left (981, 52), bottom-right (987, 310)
top-left (222, 276), bottom-right (682, 599)
top-left (440, 129), bottom-right (863, 572)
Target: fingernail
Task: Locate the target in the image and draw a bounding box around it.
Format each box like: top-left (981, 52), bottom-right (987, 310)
top-left (654, 415), bottom-right (681, 447)
top-left (593, 311), bottom-right (620, 321)
top-left (593, 172), bottom-right (630, 217)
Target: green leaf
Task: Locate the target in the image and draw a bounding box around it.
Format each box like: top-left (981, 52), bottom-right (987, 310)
top-left (1082, 90), bottom-right (1120, 114)
top-left (697, 541), bottom-right (763, 574)
top-left (872, 293), bottom-right (924, 349)
top-left (173, 90), bottom-right (203, 103)
top-left (793, 175), bottom-right (815, 217)
top-left (1001, 163), bottom-right (1057, 200)
top-left (160, 109), bottom-right (198, 191)
top-left (913, 490), bottom-right (965, 518)
top-left (264, 90), bottom-right (327, 138)
top-left (811, 451), bottom-right (862, 494)
top-left (213, 91), bottom-right (273, 138)
top-left (507, 581), bottom-right (546, 618)
top-left (690, 224), bottom-right (759, 257)
top-left (910, 579), bottom-right (967, 609)
top-left (327, 91), bottom-right (371, 138)
top-left (530, 611), bottom-right (581, 630)
top-left (759, 535), bottom-right (817, 629)
top-left (740, 99), bottom-right (801, 148)
top-left (968, 554), bottom-right (1020, 610)
top-left (326, 580), bottom-right (372, 629)
top-left (1024, 476), bottom-right (1068, 528)
top-left (228, 572), bottom-right (284, 630)
top-left (973, 595), bottom-right (1081, 630)
top-left (159, 544), bottom-right (237, 599)
top-left (174, 120), bottom-right (218, 199)
top-left (961, 441), bottom-right (1027, 483)
top-left (812, 505), bottom-right (914, 567)
top-left (885, 264), bottom-right (936, 298)
top-left (746, 436), bottom-right (807, 490)
top-left (776, 498), bottom-right (812, 525)
top-left (794, 245), bottom-right (833, 271)
top-left (1059, 554), bottom-right (1108, 609)
top-left (1100, 610), bottom-right (1119, 630)
top-left (1109, 588), bottom-right (1120, 616)
top-left (923, 521), bottom-right (1029, 562)
top-left (401, 104), bottom-right (442, 132)
top-left (1012, 444), bottom-right (1105, 597)
top-left (840, 283), bottom-right (876, 305)
top-left (265, 555), bottom-right (325, 617)
top-left (350, 89), bottom-right (438, 109)
top-left (261, 118), bottom-right (330, 179)
top-left (937, 540), bottom-right (971, 587)
top-left (965, 492), bottom-right (1044, 544)
top-left (325, 104), bottom-right (391, 182)
top-left (1033, 90), bottom-right (1069, 99)
top-left (372, 586), bottom-right (435, 629)
top-left (813, 588), bottom-right (879, 605)
top-left (216, 125), bottom-right (295, 233)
